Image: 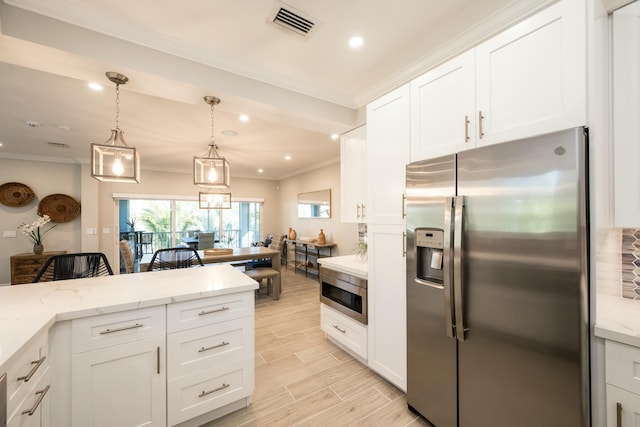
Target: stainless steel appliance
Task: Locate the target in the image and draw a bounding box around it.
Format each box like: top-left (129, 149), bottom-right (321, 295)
top-left (320, 266), bottom-right (367, 324)
top-left (406, 127), bottom-right (589, 427)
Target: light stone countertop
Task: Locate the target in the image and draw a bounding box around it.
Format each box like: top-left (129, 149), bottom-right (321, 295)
top-left (594, 294), bottom-right (640, 348)
top-left (318, 255), bottom-right (368, 279)
top-left (0, 265), bottom-right (257, 371)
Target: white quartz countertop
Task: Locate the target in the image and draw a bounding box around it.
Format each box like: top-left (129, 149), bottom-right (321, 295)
top-left (318, 255), bottom-right (367, 279)
top-left (594, 294), bottom-right (640, 348)
top-left (0, 265), bottom-right (257, 370)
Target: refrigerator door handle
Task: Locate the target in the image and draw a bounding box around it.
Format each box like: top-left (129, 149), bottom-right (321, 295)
top-left (443, 196), bottom-right (456, 338)
top-left (453, 195), bottom-right (468, 341)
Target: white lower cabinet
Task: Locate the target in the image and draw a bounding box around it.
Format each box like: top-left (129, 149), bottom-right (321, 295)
top-left (7, 330), bottom-right (50, 427)
top-left (320, 304), bottom-right (367, 361)
top-left (605, 340), bottom-right (640, 426)
top-left (167, 293), bottom-right (254, 426)
top-left (70, 306), bottom-right (166, 427)
top-left (367, 224), bottom-right (406, 391)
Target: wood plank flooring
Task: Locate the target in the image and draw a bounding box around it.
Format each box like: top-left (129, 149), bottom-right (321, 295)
top-left (206, 268), bottom-right (431, 427)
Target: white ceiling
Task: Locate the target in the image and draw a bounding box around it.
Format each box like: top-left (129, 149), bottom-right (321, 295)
top-left (0, 0), bottom-right (553, 181)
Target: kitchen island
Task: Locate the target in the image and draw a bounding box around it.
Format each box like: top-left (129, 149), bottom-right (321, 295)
top-left (0, 265), bottom-right (258, 427)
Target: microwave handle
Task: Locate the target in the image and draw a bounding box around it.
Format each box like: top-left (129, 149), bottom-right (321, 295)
top-left (443, 196), bottom-right (455, 338)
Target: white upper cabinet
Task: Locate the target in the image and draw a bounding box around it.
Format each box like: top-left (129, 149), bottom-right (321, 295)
top-left (410, 0), bottom-right (586, 162)
top-left (340, 125), bottom-right (367, 223)
top-left (475, 0), bottom-right (586, 146)
top-left (366, 84), bottom-right (411, 226)
top-left (411, 50), bottom-right (476, 161)
top-left (613, 0), bottom-right (640, 227)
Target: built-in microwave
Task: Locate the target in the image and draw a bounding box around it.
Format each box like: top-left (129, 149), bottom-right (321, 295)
top-left (319, 266), bottom-right (367, 325)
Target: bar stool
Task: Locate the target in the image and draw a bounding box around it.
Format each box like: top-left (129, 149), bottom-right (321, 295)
top-left (244, 268), bottom-right (280, 299)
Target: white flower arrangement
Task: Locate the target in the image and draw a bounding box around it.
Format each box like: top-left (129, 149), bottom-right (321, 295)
top-left (17, 214), bottom-right (57, 245)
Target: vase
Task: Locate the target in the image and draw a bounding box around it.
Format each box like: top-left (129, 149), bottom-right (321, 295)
top-left (33, 244), bottom-right (44, 255)
top-left (317, 229), bottom-right (326, 245)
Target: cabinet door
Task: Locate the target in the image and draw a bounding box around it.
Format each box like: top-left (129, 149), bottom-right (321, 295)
top-left (411, 49), bottom-right (476, 161)
top-left (367, 224), bottom-right (406, 391)
top-left (71, 336), bottom-right (166, 427)
top-left (613, 0), bottom-right (640, 227)
top-left (366, 84), bottom-right (410, 225)
top-left (606, 385), bottom-right (640, 427)
top-left (475, 0), bottom-right (586, 147)
top-left (341, 125), bottom-right (367, 223)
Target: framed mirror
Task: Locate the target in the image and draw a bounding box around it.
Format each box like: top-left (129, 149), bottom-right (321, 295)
top-left (298, 189), bottom-right (331, 218)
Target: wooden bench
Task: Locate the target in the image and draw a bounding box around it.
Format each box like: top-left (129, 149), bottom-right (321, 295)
top-left (244, 268), bottom-right (280, 299)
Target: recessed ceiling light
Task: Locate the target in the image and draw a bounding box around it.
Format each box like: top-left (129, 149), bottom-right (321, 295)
top-left (331, 133), bottom-right (339, 140)
top-left (285, 155), bottom-right (292, 161)
top-left (222, 130), bottom-right (238, 136)
top-left (25, 120), bottom-right (40, 128)
top-left (349, 36), bottom-right (364, 48)
top-left (258, 169), bottom-right (264, 173)
top-left (239, 114), bottom-right (250, 122)
top-left (0, 142), bottom-right (3, 147)
top-left (88, 82), bottom-right (103, 91)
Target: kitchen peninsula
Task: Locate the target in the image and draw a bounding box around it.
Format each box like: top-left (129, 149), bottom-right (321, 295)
top-left (0, 266), bottom-right (258, 427)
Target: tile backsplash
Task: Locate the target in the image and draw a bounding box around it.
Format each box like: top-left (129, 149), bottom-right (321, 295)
top-left (621, 229), bottom-right (640, 300)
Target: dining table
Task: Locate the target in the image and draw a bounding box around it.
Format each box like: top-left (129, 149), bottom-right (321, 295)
top-left (139, 246), bottom-right (282, 298)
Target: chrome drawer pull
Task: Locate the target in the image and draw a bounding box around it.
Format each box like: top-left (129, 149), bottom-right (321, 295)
top-left (22, 385), bottom-right (50, 416)
top-left (199, 383), bottom-right (230, 398)
top-left (17, 356), bottom-right (46, 382)
top-left (333, 325), bottom-right (346, 334)
top-left (198, 307), bottom-right (229, 316)
top-left (198, 341), bottom-right (229, 353)
top-left (99, 323), bottom-right (143, 335)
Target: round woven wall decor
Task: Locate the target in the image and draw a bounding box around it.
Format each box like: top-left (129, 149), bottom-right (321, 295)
top-left (0, 182), bottom-right (35, 207)
top-left (38, 193), bottom-right (81, 223)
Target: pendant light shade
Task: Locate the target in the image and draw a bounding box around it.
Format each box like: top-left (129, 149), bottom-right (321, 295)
top-left (91, 72), bottom-right (140, 183)
top-left (199, 192), bottom-right (232, 209)
top-left (194, 96), bottom-right (230, 188)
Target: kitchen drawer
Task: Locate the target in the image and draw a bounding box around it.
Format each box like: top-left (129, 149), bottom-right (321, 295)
top-left (606, 384), bottom-right (640, 427)
top-left (168, 316), bottom-right (253, 378)
top-left (167, 292), bottom-right (253, 333)
top-left (321, 304), bottom-right (367, 360)
top-left (606, 340), bottom-right (640, 395)
top-left (6, 332), bottom-right (48, 421)
top-left (8, 368), bottom-right (50, 427)
top-left (167, 357), bottom-right (253, 426)
top-left (72, 305), bottom-right (166, 353)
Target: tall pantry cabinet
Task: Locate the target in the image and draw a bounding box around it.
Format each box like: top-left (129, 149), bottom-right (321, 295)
top-left (366, 84), bottom-right (410, 391)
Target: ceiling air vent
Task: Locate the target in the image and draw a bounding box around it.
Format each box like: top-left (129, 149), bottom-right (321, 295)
top-left (46, 141), bottom-right (70, 149)
top-left (268, 2), bottom-right (318, 38)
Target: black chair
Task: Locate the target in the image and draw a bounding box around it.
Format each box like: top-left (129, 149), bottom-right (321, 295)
top-left (33, 253), bottom-right (114, 282)
top-left (146, 247), bottom-right (204, 271)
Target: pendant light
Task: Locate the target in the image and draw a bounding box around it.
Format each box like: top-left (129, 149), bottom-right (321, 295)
top-left (198, 192), bottom-right (232, 209)
top-left (194, 96), bottom-right (230, 188)
top-left (91, 72), bottom-right (140, 183)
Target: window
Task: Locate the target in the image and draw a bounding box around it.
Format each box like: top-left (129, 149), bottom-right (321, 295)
top-left (119, 197), bottom-right (261, 250)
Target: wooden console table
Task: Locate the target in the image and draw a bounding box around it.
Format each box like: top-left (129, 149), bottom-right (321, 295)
top-left (10, 251), bottom-right (66, 285)
top-left (285, 240), bottom-right (336, 279)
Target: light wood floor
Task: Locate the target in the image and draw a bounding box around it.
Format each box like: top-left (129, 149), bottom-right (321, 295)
top-left (206, 268), bottom-right (431, 427)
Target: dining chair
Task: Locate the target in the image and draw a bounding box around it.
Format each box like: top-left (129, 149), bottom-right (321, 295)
top-left (197, 232), bottom-right (215, 250)
top-left (146, 247), bottom-right (204, 271)
top-left (119, 240), bottom-right (135, 274)
top-left (33, 252), bottom-right (114, 282)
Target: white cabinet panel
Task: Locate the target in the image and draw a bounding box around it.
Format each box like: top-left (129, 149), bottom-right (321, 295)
top-left (411, 50), bottom-right (476, 161)
top-left (341, 125), bottom-right (367, 223)
top-left (367, 224), bottom-right (406, 391)
top-left (6, 331), bottom-right (47, 422)
top-left (71, 335), bottom-right (166, 427)
top-left (613, 0), bottom-right (640, 227)
top-left (606, 385), bottom-right (640, 427)
top-left (366, 84), bottom-right (410, 226)
top-left (167, 292), bottom-right (253, 333)
top-left (320, 304), bottom-right (367, 360)
top-left (8, 370), bottom-right (50, 427)
top-left (475, 0), bottom-right (586, 146)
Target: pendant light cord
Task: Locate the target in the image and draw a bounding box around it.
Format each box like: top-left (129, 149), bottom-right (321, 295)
top-left (115, 82), bottom-right (121, 131)
top-left (209, 101), bottom-right (216, 146)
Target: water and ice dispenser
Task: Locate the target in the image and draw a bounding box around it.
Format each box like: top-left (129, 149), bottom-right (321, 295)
top-left (415, 228), bottom-right (444, 286)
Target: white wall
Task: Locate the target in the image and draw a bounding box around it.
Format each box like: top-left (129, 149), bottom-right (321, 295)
top-left (0, 159), bottom-right (82, 284)
top-left (277, 162), bottom-right (358, 257)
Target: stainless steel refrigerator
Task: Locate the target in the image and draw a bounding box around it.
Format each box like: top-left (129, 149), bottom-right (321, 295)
top-left (406, 127), bottom-right (590, 427)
